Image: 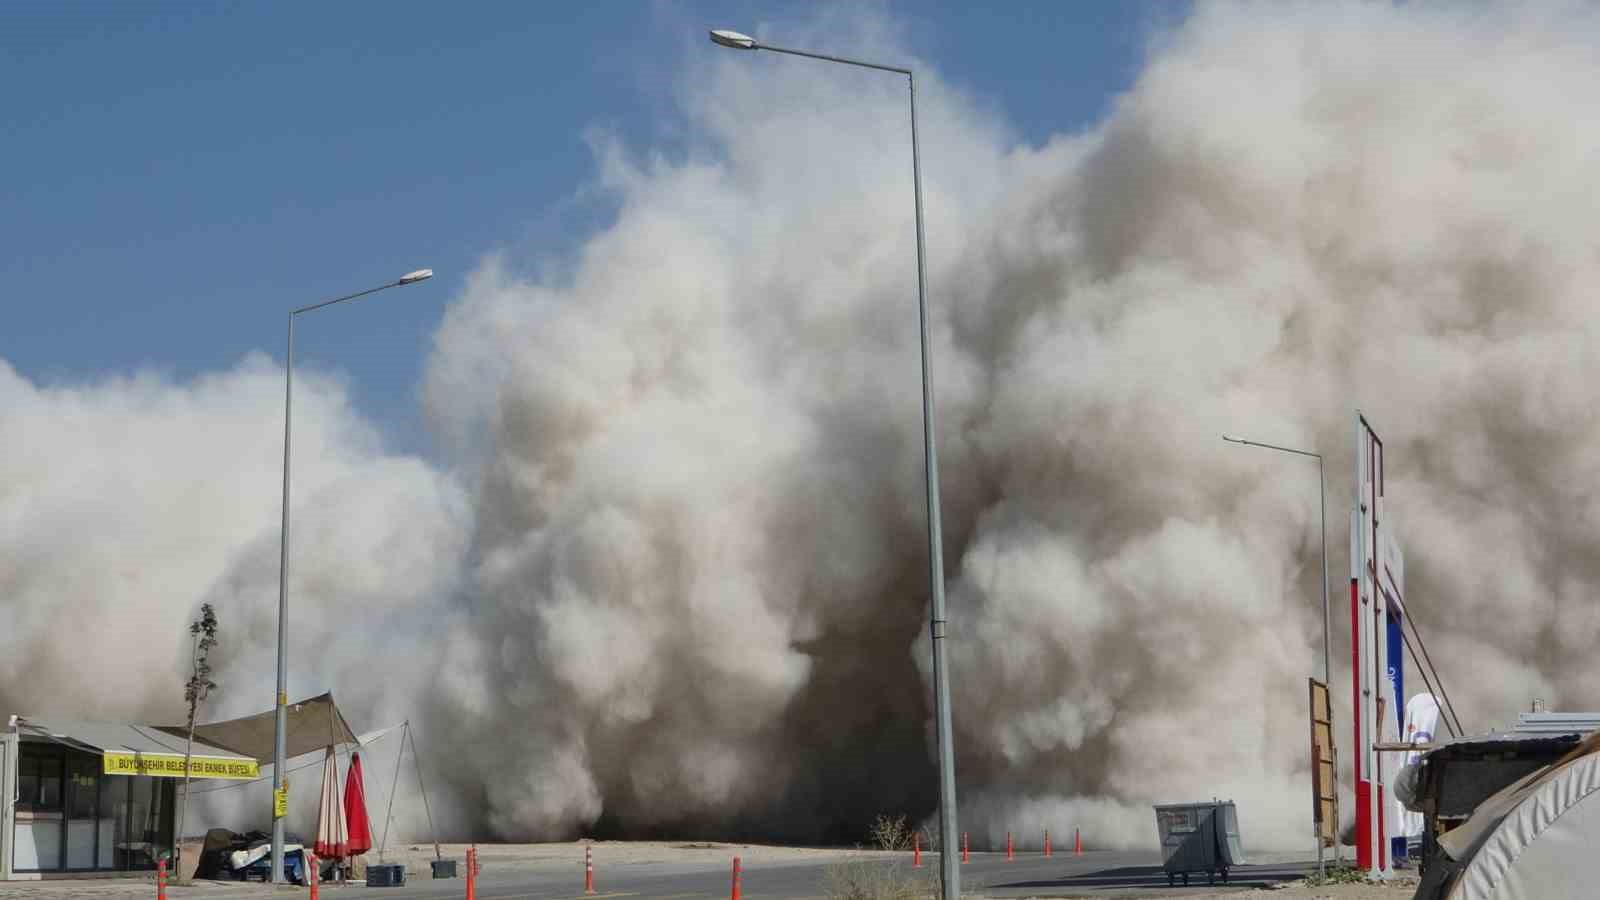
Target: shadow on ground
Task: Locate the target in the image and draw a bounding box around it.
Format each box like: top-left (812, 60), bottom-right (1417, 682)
top-left (990, 862), bottom-right (1312, 891)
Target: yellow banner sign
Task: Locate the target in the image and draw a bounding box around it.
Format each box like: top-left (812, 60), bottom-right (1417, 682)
top-left (103, 752), bottom-right (260, 780)
top-left (274, 786), bottom-right (289, 819)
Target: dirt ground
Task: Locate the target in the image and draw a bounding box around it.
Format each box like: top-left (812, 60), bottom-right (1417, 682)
top-left (1234, 874), bottom-right (1419, 900)
top-left (368, 842), bottom-right (1423, 899)
top-left (1002, 874), bottom-right (1418, 900)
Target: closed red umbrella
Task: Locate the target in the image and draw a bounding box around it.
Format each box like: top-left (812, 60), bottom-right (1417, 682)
top-left (344, 751), bottom-right (373, 857)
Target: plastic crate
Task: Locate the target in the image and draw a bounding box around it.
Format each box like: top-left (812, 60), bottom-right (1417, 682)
top-left (366, 863), bottom-right (406, 887)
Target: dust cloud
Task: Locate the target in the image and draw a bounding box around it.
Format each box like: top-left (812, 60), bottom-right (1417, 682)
top-left (6, 1), bottom-right (1600, 850)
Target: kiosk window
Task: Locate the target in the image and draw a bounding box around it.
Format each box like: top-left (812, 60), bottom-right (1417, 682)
top-left (18, 752), bottom-right (64, 812)
top-left (67, 756), bottom-right (99, 819)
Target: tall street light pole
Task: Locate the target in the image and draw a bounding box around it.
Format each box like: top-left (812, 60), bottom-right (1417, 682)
top-left (1222, 432), bottom-right (1334, 872)
top-left (271, 268), bottom-right (434, 883)
top-left (708, 29), bottom-right (960, 900)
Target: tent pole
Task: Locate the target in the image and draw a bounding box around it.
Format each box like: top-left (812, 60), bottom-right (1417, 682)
top-left (380, 722), bottom-right (405, 864)
top-left (328, 704), bottom-right (343, 881)
top-left (406, 723), bottom-right (442, 861)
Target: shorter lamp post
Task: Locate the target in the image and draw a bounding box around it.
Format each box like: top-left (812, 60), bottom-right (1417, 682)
top-left (1222, 432), bottom-right (1334, 873)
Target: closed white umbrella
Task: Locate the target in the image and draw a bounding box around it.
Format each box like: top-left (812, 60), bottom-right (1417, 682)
top-left (313, 746), bottom-right (347, 865)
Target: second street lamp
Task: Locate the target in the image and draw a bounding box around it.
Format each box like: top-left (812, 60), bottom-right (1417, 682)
top-left (1222, 431), bottom-right (1335, 873)
top-left (709, 28), bottom-right (961, 900)
top-left (270, 268), bottom-right (434, 883)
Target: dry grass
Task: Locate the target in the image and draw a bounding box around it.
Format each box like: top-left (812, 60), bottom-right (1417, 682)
top-left (824, 857), bottom-right (936, 900)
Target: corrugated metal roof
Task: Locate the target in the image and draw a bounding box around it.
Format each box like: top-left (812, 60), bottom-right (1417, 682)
top-left (1515, 712), bottom-right (1600, 734)
top-left (1418, 730), bottom-right (1581, 764)
top-left (16, 717), bottom-right (252, 760)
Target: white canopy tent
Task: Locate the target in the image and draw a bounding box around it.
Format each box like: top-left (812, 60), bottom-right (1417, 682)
top-left (154, 693), bottom-right (356, 762)
top-left (1417, 733), bottom-right (1600, 899)
top-left (174, 703), bottom-right (438, 870)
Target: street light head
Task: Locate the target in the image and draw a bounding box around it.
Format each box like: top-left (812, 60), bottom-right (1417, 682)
top-left (1222, 434), bottom-right (1244, 444)
top-left (398, 269), bottom-right (434, 285)
top-left (710, 29), bottom-right (757, 50)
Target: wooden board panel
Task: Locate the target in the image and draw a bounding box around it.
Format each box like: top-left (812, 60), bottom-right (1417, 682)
top-left (1309, 677), bottom-right (1339, 847)
top-left (1314, 722), bottom-right (1334, 758)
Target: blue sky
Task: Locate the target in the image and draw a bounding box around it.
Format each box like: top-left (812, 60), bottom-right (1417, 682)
top-left (2, 1), bottom-right (1179, 457)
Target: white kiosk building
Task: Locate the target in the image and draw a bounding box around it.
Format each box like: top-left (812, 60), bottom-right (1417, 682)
top-left (1, 716), bottom-right (255, 879)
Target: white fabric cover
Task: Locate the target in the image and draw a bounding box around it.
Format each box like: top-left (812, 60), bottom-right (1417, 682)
top-left (1399, 694), bottom-right (1441, 838)
top-left (1395, 757), bottom-right (1423, 811)
top-left (354, 723), bottom-right (403, 747)
top-left (229, 842), bottom-right (301, 870)
top-left (1448, 751), bottom-right (1600, 900)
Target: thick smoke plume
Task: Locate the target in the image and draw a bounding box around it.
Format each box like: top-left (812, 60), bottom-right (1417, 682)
top-left (0, 357), bottom-right (467, 833)
top-left (7, 1), bottom-right (1600, 851)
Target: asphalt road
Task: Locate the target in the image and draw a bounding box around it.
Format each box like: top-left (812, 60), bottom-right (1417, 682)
top-left (0, 851), bottom-right (1313, 900)
top-left (325, 850), bottom-right (1312, 899)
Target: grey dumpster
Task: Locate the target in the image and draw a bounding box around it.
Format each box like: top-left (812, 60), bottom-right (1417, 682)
top-left (1153, 800), bottom-right (1245, 886)
top-left (1214, 800), bottom-right (1245, 867)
